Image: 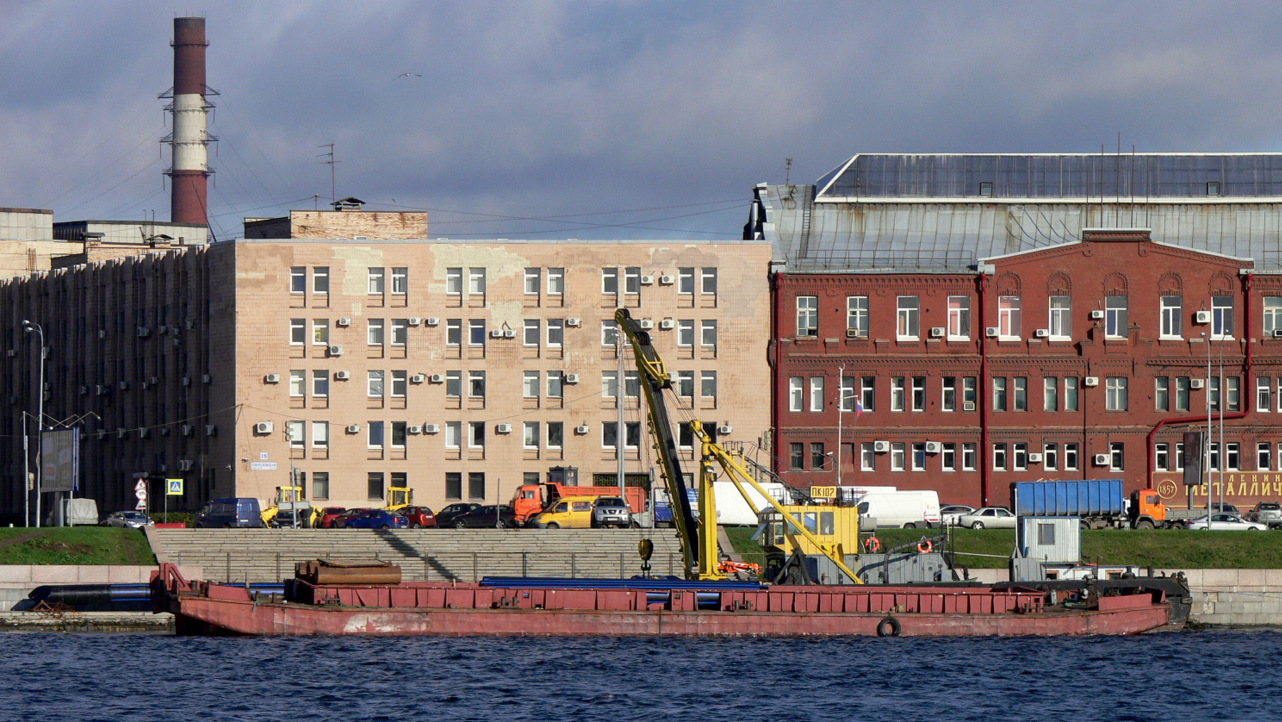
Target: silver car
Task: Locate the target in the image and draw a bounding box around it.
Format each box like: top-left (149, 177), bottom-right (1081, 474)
top-left (591, 497), bottom-right (632, 528)
top-left (1185, 513), bottom-right (1267, 531)
top-left (102, 510), bottom-right (155, 529)
top-left (958, 506), bottom-right (1016, 529)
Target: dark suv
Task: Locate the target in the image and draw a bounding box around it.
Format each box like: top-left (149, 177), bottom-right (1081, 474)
top-left (591, 497), bottom-right (632, 528)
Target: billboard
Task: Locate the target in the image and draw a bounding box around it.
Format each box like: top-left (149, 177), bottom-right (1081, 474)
top-left (41, 428), bottom-right (80, 492)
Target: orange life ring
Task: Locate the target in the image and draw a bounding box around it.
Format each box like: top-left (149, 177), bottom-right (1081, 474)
top-left (917, 540), bottom-right (933, 554)
top-left (863, 536), bottom-right (881, 553)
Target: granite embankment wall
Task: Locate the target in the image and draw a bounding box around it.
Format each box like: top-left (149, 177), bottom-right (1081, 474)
top-left (0, 565), bottom-right (203, 611)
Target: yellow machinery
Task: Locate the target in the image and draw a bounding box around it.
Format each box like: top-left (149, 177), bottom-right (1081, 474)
top-left (616, 309), bottom-right (862, 583)
top-left (262, 486), bottom-right (312, 528)
top-left (385, 486), bottom-right (413, 511)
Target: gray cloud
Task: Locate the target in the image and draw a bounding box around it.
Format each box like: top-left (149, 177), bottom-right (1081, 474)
top-left (3, 1), bottom-right (1282, 241)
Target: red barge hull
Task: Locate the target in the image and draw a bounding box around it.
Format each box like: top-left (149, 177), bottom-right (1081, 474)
top-left (152, 565), bottom-right (1176, 637)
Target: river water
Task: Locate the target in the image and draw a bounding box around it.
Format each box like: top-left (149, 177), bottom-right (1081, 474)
top-left (0, 630), bottom-right (1275, 720)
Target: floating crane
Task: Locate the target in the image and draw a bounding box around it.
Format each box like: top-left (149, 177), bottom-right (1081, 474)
top-left (615, 309), bottom-right (862, 583)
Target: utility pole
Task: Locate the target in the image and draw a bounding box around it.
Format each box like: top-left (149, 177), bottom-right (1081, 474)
top-left (22, 320), bottom-right (44, 528)
top-left (317, 143), bottom-right (339, 203)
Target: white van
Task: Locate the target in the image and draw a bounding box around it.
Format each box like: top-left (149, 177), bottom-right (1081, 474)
top-left (856, 490), bottom-right (941, 528)
top-left (712, 481), bottom-right (793, 526)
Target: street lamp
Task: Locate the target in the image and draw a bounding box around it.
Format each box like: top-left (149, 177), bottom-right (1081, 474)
top-left (22, 320), bottom-right (44, 528)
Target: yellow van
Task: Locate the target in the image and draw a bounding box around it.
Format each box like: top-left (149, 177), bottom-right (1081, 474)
top-left (529, 497), bottom-right (595, 529)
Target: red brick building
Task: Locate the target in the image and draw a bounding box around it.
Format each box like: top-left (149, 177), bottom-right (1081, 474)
top-left (749, 154), bottom-right (1282, 509)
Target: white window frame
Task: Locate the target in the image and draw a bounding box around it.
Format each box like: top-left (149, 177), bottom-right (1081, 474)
top-left (700, 319), bottom-right (717, 348)
top-left (467, 267), bottom-right (486, 295)
top-left (1048, 295), bottom-right (1071, 340)
top-left (601, 370), bottom-right (618, 399)
top-left (1264, 296), bottom-right (1282, 335)
top-left (468, 370), bottom-right (486, 399)
top-left (789, 377), bottom-right (804, 412)
top-left (312, 421), bottom-right (329, 449)
top-left (846, 296), bottom-right (869, 338)
top-left (891, 443), bottom-right (906, 472)
top-left (523, 371), bottom-right (540, 399)
top-left (547, 268), bottom-right (564, 295)
top-left (941, 443), bottom-right (956, 472)
top-left (998, 296), bottom-right (1021, 339)
top-left (1212, 295), bottom-right (1234, 340)
top-left (524, 268), bottom-right (541, 295)
top-left (677, 320), bottom-right (694, 347)
top-left (312, 370), bottom-right (328, 398)
top-left (445, 267), bottom-right (462, 296)
top-left (390, 319), bottom-right (408, 346)
top-left (367, 370), bottom-right (384, 398)
top-left (796, 296), bottom-right (818, 337)
top-left (524, 319), bottom-right (540, 347)
top-left (1106, 377), bottom-right (1128, 411)
top-left (367, 319), bottom-right (385, 346)
top-left (809, 377), bottom-right (824, 412)
top-left (391, 267), bottom-right (407, 295)
top-left (390, 370), bottom-right (407, 398)
top-left (547, 319), bottom-right (565, 348)
top-left (701, 267), bottom-right (717, 295)
top-left (290, 318), bottom-right (305, 345)
top-left (896, 296), bottom-right (919, 340)
top-left (890, 377), bottom-right (905, 412)
top-left (367, 267), bottom-right (385, 295)
top-left (289, 370), bottom-right (305, 397)
top-left (312, 266), bottom-right (329, 295)
top-left (947, 296), bottom-right (971, 339)
top-left (1160, 295), bottom-right (1183, 339)
top-left (1105, 295), bottom-right (1128, 339)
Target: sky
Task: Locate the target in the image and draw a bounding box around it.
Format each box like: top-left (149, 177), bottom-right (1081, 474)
top-left (3, 1), bottom-right (1282, 241)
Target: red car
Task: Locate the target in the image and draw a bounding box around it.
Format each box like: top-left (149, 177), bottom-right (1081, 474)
top-left (400, 506), bottom-right (436, 528)
top-left (320, 507), bottom-right (359, 528)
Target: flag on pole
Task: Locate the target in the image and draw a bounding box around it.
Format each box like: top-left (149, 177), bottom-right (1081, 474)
top-left (855, 401), bottom-right (864, 418)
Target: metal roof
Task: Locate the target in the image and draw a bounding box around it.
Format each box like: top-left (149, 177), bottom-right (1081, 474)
top-left (754, 153), bottom-right (1282, 274)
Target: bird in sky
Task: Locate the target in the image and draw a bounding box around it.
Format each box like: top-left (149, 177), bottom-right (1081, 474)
top-left (393, 72), bottom-right (422, 80)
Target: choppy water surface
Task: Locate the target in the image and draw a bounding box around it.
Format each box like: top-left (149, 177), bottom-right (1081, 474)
top-left (0, 631), bottom-right (1275, 720)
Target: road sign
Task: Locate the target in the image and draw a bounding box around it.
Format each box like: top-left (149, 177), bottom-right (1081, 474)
top-left (135, 479), bottom-right (147, 493)
top-left (135, 499), bottom-right (147, 511)
top-left (167, 478), bottom-right (183, 496)
top-left (136, 488), bottom-right (147, 502)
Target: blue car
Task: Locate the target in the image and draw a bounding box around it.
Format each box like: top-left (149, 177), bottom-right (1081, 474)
top-left (338, 509), bottom-right (408, 529)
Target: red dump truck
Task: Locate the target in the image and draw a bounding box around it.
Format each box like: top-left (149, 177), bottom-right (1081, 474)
top-left (511, 482), bottom-right (646, 524)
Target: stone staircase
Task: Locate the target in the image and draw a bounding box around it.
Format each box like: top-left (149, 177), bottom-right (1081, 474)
top-left (150, 528), bottom-right (688, 584)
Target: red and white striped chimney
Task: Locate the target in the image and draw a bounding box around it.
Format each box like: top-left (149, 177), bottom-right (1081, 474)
top-left (167, 17), bottom-right (212, 225)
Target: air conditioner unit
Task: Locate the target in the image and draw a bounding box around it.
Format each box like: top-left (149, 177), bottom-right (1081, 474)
top-left (1093, 453), bottom-right (1110, 467)
top-left (97, 384), bottom-right (111, 395)
top-left (1190, 378), bottom-right (1205, 389)
top-left (410, 374), bottom-right (426, 384)
top-left (328, 345), bottom-right (343, 357)
top-left (1084, 376), bottom-right (1100, 387)
top-left (930, 327), bottom-right (945, 338)
top-left (148, 376), bottom-right (160, 386)
top-left (660, 319), bottom-right (675, 330)
top-left (408, 317), bottom-right (421, 326)
top-left (178, 459), bottom-right (193, 471)
top-left (186, 319), bottom-right (195, 330)
top-left (180, 376), bottom-right (191, 387)
top-left (117, 428), bottom-right (127, 439)
top-left (201, 374), bottom-right (211, 384)
top-left (346, 424), bottom-right (360, 434)
top-left (873, 440), bottom-right (890, 453)
top-left (97, 330), bottom-right (107, 339)
top-left (985, 327), bottom-right (999, 338)
top-left (205, 424), bottom-right (217, 437)
top-left (336, 317), bottom-right (351, 327)
top-left (158, 325), bottom-right (168, 335)
top-left (490, 329), bottom-right (504, 338)
top-left (962, 401), bottom-right (976, 412)
top-left (1195, 310), bottom-right (1211, 324)
top-left (639, 319), bottom-right (654, 330)
top-left (161, 427), bottom-right (170, 436)
top-left (429, 373), bottom-right (444, 384)
top-left (641, 275), bottom-right (655, 285)
top-left (924, 441), bottom-right (942, 454)
top-left (502, 329), bottom-right (516, 338)
top-left (264, 373), bottom-right (281, 384)
top-left (181, 425), bottom-right (193, 437)
top-left (1034, 328), bottom-right (1050, 338)
top-left (424, 423), bottom-right (440, 434)
top-left (659, 274), bottom-right (675, 285)
top-left (254, 421), bottom-right (274, 435)
top-left (139, 428), bottom-right (149, 439)
top-left (95, 429), bottom-right (106, 440)
top-left (566, 318), bottom-right (581, 327)
top-left (1027, 452), bottom-right (1043, 463)
top-left (496, 423), bottom-right (512, 434)
top-left (565, 373), bottom-right (580, 384)
top-left (78, 385), bottom-right (88, 395)
top-left (408, 425), bottom-right (422, 435)
top-left (574, 424), bottom-right (589, 435)
top-left (118, 380), bottom-right (129, 390)
top-left (425, 317), bottom-right (440, 326)
top-left (1090, 309), bottom-right (1105, 320)
top-left (136, 326), bottom-right (150, 338)
top-left (1274, 329), bottom-right (1282, 339)
top-left (717, 424), bottom-right (733, 435)
top-left (335, 371), bottom-right (350, 381)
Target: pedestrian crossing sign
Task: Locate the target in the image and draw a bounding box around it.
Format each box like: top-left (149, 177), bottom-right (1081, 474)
top-left (166, 478), bottom-right (183, 495)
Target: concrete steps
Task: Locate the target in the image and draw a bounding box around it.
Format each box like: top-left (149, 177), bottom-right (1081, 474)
top-left (151, 528), bottom-right (688, 583)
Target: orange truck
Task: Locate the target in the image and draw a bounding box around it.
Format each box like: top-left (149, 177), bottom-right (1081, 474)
top-left (511, 483), bottom-right (647, 524)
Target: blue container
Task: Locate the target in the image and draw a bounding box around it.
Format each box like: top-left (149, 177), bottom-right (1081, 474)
top-left (1010, 479), bottom-right (1125, 518)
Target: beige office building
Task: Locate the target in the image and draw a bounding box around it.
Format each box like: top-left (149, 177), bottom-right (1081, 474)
top-left (1, 230), bottom-right (772, 516)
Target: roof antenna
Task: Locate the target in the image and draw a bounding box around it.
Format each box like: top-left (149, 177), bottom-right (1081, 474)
top-left (785, 157), bottom-right (793, 185)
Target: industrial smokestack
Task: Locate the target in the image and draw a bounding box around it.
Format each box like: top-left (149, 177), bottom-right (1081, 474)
top-left (165, 17), bottom-right (213, 225)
